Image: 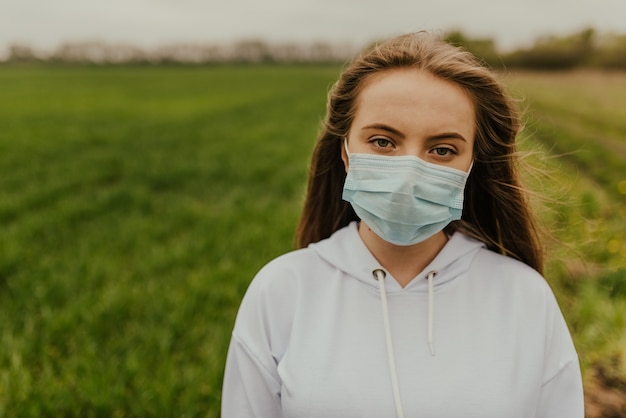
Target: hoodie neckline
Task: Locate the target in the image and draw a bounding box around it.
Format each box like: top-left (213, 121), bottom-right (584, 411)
top-left (309, 222), bottom-right (486, 293)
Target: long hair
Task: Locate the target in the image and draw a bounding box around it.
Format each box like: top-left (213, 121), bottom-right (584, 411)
top-left (295, 32), bottom-right (544, 274)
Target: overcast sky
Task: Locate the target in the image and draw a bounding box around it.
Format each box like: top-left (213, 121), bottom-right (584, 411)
top-left (2, 0), bottom-right (626, 55)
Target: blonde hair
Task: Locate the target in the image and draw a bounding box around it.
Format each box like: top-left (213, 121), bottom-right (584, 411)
top-left (296, 32), bottom-right (544, 273)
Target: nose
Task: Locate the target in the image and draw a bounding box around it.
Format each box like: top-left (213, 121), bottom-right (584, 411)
top-left (397, 144), bottom-right (424, 159)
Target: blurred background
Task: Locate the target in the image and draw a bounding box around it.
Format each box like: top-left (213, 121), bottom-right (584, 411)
top-left (2, 0), bottom-right (626, 67)
top-left (1, 0), bottom-right (625, 416)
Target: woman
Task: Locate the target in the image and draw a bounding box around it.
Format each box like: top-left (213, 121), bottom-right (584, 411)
top-left (221, 32), bottom-right (584, 417)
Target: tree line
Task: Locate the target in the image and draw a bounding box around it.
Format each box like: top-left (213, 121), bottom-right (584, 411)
top-left (445, 28), bottom-right (626, 70)
top-left (4, 28), bottom-right (626, 69)
top-left (4, 40), bottom-right (353, 65)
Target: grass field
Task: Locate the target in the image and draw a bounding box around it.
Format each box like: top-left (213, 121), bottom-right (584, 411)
top-left (507, 71), bottom-right (626, 416)
top-left (0, 65), bottom-right (624, 417)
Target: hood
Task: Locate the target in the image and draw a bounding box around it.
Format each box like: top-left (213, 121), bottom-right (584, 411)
top-left (309, 221), bottom-right (486, 293)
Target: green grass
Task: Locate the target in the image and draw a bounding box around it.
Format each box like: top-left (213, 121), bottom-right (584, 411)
top-left (508, 71), bottom-right (626, 411)
top-left (507, 71), bottom-right (626, 202)
top-left (0, 65), bottom-right (624, 416)
top-left (0, 65), bottom-right (338, 416)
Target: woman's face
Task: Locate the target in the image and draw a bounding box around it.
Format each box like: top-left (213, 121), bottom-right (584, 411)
top-left (342, 69), bottom-right (476, 173)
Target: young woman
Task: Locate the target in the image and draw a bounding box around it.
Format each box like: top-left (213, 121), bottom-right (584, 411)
top-left (221, 32), bottom-right (584, 417)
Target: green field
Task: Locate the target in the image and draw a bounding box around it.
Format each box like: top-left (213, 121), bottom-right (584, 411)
top-left (508, 71), bottom-right (626, 416)
top-left (0, 65), bottom-right (624, 417)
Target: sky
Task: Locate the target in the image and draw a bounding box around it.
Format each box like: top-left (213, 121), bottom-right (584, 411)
top-left (1, 0), bottom-right (626, 56)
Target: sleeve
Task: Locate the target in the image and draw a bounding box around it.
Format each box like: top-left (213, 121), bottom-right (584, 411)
top-left (221, 333), bottom-right (284, 418)
top-left (535, 284), bottom-right (585, 418)
top-left (535, 359), bottom-right (584, 418)
top-left (221, 258), bottom-right (297, 418)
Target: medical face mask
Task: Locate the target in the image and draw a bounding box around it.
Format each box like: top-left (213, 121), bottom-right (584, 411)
top-left (342, 141), bottom-right (471, 246)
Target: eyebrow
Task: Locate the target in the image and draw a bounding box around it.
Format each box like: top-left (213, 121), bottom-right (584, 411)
top-left (426, 132), bottom-right (468, 143)
top-left (361, 123), bottom-right (468, 143)
top-left (361, 123), bottom-right (405, 138)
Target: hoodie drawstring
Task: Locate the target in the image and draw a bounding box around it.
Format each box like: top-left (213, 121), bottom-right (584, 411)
top-left (373, 268), bottom-right (404, 418)
top-left (373, 268), bottom-right (438, 418)
top-left (427, 270), bottom-right (436, 356)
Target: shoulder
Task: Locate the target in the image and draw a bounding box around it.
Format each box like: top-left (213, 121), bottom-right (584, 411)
top-left (473, 247), bottom-right (546, 284)
top-left (237, 246), bottom-right (328, 315)
top-left (470, 249), bottom-right (581, 393)
top-left (250, 247), bottom-right (322, 291)
top-left (469, 247), bottom-right (556, 305)
top-left (247, 222), bottom-right (360, 295)
top-left (228, 248), bottom-right (324, 367)
top-left (468, 247), bottom-right (578, 349)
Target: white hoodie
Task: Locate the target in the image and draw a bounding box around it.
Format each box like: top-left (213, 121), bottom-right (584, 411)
top-left (222, 222), bottom-right (584, 417)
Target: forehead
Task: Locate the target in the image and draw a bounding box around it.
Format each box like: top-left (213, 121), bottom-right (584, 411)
top-left (353, 68), bottom-right (476, 133)
top-left (358, 68), bottom-right (474, 107)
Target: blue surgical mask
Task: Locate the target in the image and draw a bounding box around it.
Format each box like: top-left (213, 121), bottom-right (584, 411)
top-left (342, 141), bottom-right (471, 246)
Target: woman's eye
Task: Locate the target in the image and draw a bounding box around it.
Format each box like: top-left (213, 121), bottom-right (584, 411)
top-left (373, 138), bottom-right (393, 148)
top-left (432, 147), bottom-right (454, 156)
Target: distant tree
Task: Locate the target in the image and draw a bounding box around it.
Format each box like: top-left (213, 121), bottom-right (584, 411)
top-left (309, 42), bottom-right (334, 63)
top-left (232, 40), bottom-right (272, 63)
top-left (272, 43), bottom-right (305, 63)
top-left (505, 28), bottom-right (596, 69)
top-left (8, 43), bottom-right (38, 62)
top-left (153, 43), bottom-right (219, 64)
top-left (444, 30), bottom-right (503, 68)
top-left (593, 33), bottom-right (626, 69)
top-left (51, 41), bottom-right (149, 64)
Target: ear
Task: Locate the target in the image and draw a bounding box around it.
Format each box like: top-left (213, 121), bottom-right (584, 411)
top-left (341, 139), bottom-right (349, 173)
